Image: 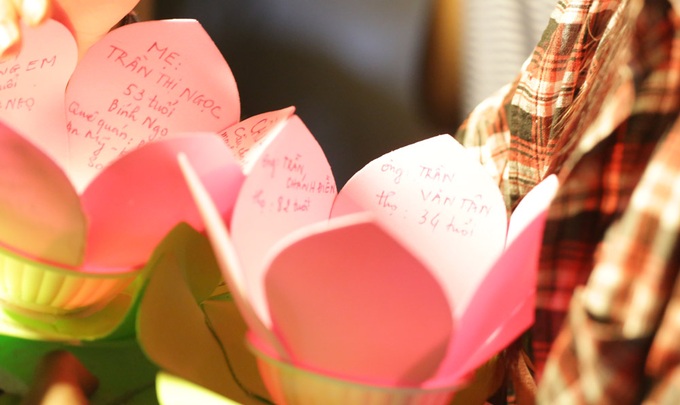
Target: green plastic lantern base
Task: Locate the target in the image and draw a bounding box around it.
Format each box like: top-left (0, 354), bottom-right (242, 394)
top-left (0, 244), bottom-right (140, 317)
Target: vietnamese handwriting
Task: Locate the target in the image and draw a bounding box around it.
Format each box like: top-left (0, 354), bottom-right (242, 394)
top-left (422, 189), bottom-right (456, 207)
top-left (380, 162), bottom-right (456, 185)
top-left (381, 160), bottom-right (403, 184)
top-left (0, 96), bottom-right (35, 111)
top-left (420, 190), bottom-right (491, 216)
top-left (67, 40), bottom-right (230, 173)
top-left (108, 99), bottom-right (140, 122)
top-left (252, 189), bottom-right (266, 210)
top-left (260, 153), bottom-right (306, 178)
top-left (66, 120), bottom-right (106, 170)
top-left (106, 46), bottom-right (154, 77)
top-left (178, 87), bottom-right (222, 119)
top-left (261, 154), bottom-right (276, 178)
top-left (123, 81), bottom-right (221, 119)
top-left (276, 196), bottom-right (311, 213)
top-left (0, 76), bottom-right (17, 92)
top-left (0, 55), bottom-right (57, 75)
top-left (123, 84), bottom-right (177, 118)
top-left (251, 189), bottom-right (314, 214)
top-left (66, 120), bottom-right (137, 170)
top-left (376, 190), bottom-right (398, 212)
top-left (69, 100), bottom-right (168, 141)
top-left (284, 154), bottom-right (304, 175)
top-left (221, 116), bottom-right (280, 158)
top-left (0, 56), bottom-right (59, 93)
top-left (420, 190), bottom-right (492, 216)
top-left (287, 175), bottom-right (336, 195)
top-left (106, 41), bottom-right (223, 120)
top-left (96, 118), bottom-right (128, 141)
top-left (106, 42), bottom-right (179, 78)
top-left (419, 209), bottom-right (476, 236)
top-left (257, 153), bottom-right (336, 195)
top-left (374, 188), bottom-right (492, 236)
top-left (419, 164), bottom-right (455, 183)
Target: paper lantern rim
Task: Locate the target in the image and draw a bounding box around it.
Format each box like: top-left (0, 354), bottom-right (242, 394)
top-left (0, 239), bottom-right (141, 276)
top-left (246, 336), bottom-right (461, 393)
top-left (0, 242), bottom-right (141, 317)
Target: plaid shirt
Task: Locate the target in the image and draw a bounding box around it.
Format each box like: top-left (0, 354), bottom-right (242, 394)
top-left (456, 0), bottom-right (680, 403)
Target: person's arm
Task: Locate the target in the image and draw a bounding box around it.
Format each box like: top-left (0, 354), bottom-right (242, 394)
top-left (538, 121), bottom-right (680, 403)
top-left (21, 351), bottom-right (98, 405)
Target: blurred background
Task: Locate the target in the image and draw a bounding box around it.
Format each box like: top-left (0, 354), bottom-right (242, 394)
top-left (134, 0), bottom-right (554, 186)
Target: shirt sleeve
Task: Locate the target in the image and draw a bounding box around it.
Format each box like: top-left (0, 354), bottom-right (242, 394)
top-left (537, 123), bottom-right (680, 404)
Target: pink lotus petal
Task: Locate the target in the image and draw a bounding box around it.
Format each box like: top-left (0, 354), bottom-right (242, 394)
top-left (265, 214), bottom-right (453, 386)
top-left (230, 115), bottom-right (337, 327)
top-left (64, 19), bottom-right (240, 191)
top-left (332, 135), bottom-right (508, 319)
top-left (0, 121), bottom-right (85, 266)
top-left (0, 21), bottom-right (81, 267)
top-left (427, 175), bottom-right (558, 386)
top-left (178, 154), bottom-right (289, 359)
top-left (82, 134), bottom-right (244, 269)
top-left (0, 20), bottom-right (77, 169)
top-left (219, 106), bottom-right (296, 166)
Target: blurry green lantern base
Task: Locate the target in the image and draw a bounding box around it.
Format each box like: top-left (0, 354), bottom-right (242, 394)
top-left (0, 241), bottom-right (141, 318)
top-left (0, 336), bottom-right (159, 404)
top-left (136, 224), bottom-right (272, 404)
top-left (0, 226), bottom-right (160, 403)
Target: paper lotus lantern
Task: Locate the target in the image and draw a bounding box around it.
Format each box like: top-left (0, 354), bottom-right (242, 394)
top-left (0, 18), bottom-right (245, 316)
top-left (180, 119), bottom-right (559, 403)
top-left (247, 338), bottom-right (461, 405)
